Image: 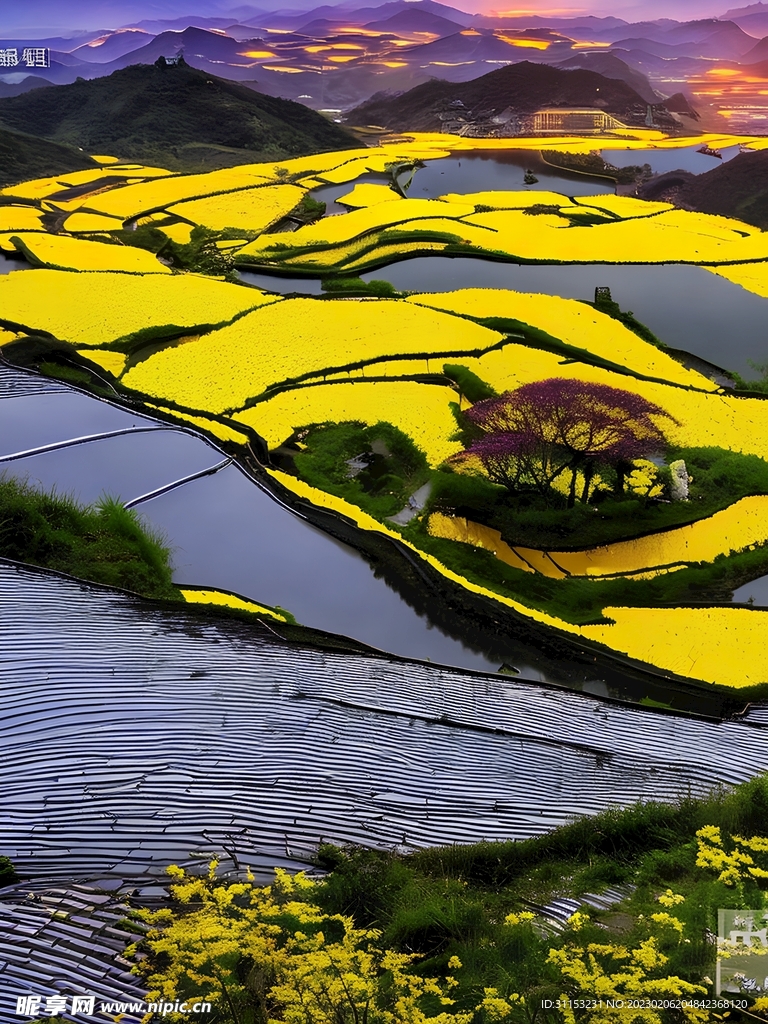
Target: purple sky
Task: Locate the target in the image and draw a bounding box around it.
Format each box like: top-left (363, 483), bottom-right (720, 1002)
top-left (0, 0), bottom-right (738, 35)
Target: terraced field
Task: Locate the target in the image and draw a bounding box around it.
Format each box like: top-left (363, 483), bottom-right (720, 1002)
top-left (4, 132), bottom-right (768, 691)
top-left (1, 560), bottom-right (767, 883)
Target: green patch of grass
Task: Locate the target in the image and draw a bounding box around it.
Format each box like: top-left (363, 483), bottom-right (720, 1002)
top-left (115, 224), bottom-right (237, 277)
top-left (291, 420), bottom-right (430, 520)
top-left (0, 477), bottom-right (180, 600)
top-left (312, 775), bottom-right (768, 1015)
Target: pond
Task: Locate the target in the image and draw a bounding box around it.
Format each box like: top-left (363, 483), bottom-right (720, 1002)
top-left (398, 152), bottom-right (616, 199)
top-left (600, 144), bottom-right (742, 176)
top-left (362, 259), bottom-right (768, 379)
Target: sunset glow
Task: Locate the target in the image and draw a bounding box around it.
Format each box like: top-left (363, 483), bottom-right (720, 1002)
top-left (496, 34), bottom-right (552, 49)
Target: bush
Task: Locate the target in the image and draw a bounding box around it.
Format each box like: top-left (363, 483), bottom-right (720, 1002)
top-left (321, 276), bottom-right (397, 297)
top-left (0, 856), bottom-right (17, 886)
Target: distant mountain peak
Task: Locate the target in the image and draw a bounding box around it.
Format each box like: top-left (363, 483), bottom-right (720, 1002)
top-left (721, 1), bottom-right (768, 15)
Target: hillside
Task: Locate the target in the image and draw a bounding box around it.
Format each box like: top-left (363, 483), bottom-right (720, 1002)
top-left (348, 61), bottom-right (667, 132)
top-left (638, 148), bottom-right (768, 228)
top-left (0, 126), bottom-right (98, 187)
top-left (0, 60), bottom-right (357, 171)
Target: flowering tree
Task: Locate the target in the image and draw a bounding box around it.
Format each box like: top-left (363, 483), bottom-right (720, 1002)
top-left (455, 379), bottom-right (674, 506)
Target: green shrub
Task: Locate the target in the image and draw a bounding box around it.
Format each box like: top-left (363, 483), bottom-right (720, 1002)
top-left (321, 276), bottom-right (397, 297)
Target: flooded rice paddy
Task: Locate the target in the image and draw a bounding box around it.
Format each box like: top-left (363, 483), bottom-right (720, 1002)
top-left (2, 559), bottom-right (767, 880)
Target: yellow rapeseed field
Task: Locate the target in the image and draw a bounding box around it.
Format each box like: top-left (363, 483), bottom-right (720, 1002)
top-left (461, 207), bottom-right (768, 264)
top-left (85, 167), bottom-right (275, 219)
top-left (331, 239), bottom-right (452, 273)
top-left (143, 405), bottom-right (252, 444)
top-left (430, 496), bottom-right (768, 581)
top-left (238, 197), bottom-right (475, 258)
top-left (235, 380), bottom-right (462, 464)
top-left (1, 165), bottom-right (172, 200)
top-left (121, 297), bottom-right (501, 413)
top-left (0, 207), bottom-right (45, 231)
top-left (337, 183), bottom-right (402, 207)
top-left (181, 587), bottom-right (288, 620)
top-left (63, 212), bottom-right (126, 233)
top-left (313, 146), bottom-right (449, 185)
top-left (76, 349), bottom-right (127, 376)
top-left (705, 262), bottom-right (768, 299)
top-left (9, 233), bottom-right (172, 273)
top-left (580, 607), bottom-right (768, 687)
top-left (548, 495), bottom-right (768, 577)
top-left (407, 289), bottom-right (717, 391)
top-left (428, 513), bottom-right (534, 573)
top-left (160, 222), bottom-right (195, 244)
top-left (0, 270), bottom-right (274, 345)
top-left (247, 198), bottom-right (768, 273)
top-left (168, 184), bottom-right (305, 233)
top-left (572, 194), bottom-right (674, 218)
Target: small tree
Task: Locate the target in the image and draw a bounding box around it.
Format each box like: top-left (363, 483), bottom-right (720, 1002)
top-left (454, 378), bottom-right (674, 506)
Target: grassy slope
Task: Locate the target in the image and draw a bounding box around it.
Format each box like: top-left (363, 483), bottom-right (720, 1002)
top-left (0, 62), bottom-right (358, 174)
top-left (0, 125), bottom-right (99, 187)
top-left (640, 149), bottom-right (768, 229)
top-left (315, 774), bottom-right (768, 1015)
top-left (0, 476), bottom-right (181, 600)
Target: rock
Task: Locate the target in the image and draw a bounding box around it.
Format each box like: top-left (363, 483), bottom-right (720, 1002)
top-left (669, 459), bottom-right (689, 501)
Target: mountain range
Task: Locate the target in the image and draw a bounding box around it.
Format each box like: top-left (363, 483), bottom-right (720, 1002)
top-left (0, 61), bottom-right (356, 177)
top-left (347, 61), bottom-right (673, 132)
top-left (3, 0), bottom-right (768, 129)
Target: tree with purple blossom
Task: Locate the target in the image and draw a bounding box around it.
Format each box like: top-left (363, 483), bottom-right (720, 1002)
top-left (453, 378), bottom-right (675, 507)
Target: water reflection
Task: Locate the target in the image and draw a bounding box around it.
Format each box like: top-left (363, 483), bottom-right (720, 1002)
top-left (1, 428), bottom-right (223, 506)
top-left (238, 270), bottom-right (324, 294)
top-left (733, 575), bottom-right (768, 606)
top-left (0, 253), bottom-right (31, 275)
top-left (0, 390), bottom-right (164, 458)
top-left (404, 152), bottom-right (615, 199)
top-left (139, 464), bottom-right (509, 674)
top-left (359, 260), bottom-right (768, 379)
top-left (601, 144), bottom-right (741, 177)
